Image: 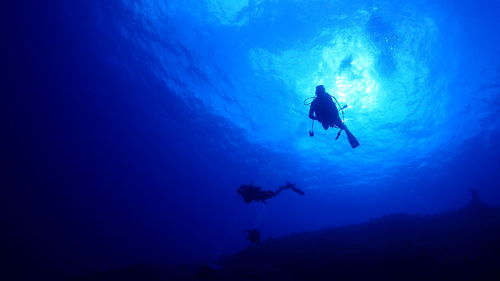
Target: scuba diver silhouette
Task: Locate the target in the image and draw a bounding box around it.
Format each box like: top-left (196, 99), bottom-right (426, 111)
top-left (308, 85), bottom-right (360, 148)
top-left (243, 229), bottom-right (261, 244)
top-left (237, 182), bottom-right (304, 204)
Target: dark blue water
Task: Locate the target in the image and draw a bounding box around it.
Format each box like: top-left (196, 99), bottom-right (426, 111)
top-left (3, 0), bottom-right (500, 280)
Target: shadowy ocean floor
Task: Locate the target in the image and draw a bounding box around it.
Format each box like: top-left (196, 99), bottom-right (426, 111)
top-left (73, 198), bottom-right (500, 281)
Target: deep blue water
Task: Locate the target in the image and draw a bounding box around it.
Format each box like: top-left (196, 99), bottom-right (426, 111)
top-left (3, 0), bottom-right (500, 280)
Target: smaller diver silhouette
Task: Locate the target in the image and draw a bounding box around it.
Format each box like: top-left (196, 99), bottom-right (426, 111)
top-left (308, 85), bottom-right (360, 148)
top-left (469, 188), bottom-right (481, 205)
top-left (243, 229), bottom-right (261, 244)
top-left (468, 188), bottom-right (486, 209)
top-left (237, 182), bottom-right (304, 204)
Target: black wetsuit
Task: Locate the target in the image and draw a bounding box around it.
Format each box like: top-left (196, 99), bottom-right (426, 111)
top-left (308, 92), bottom-right (360, 148)
top-left (237, 183), bottom-right (304, 204)
top-left (237, 184), bottom-right (284, 204)
top-left (309, 93), bottom-right (346, 130)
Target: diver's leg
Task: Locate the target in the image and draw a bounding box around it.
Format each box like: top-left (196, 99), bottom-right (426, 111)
top-left (334, 120), bottom-right (359, 148)
top-left (333, 118), bottom-right (347, 130)
top-left (265, 185), bottom-right (288, 200)
top-left (261, 191), bottom-right (278, 201)
top-left (274, 186), bottom-right (287, 195)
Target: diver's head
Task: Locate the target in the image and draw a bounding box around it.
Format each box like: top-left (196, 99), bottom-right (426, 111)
top-left (315, 85), bottom-right (326, 96)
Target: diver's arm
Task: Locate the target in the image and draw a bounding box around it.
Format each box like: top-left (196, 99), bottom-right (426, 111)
top-left (309, 104), bottom-right (318, 120)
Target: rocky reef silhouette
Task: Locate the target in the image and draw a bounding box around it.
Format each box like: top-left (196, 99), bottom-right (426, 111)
top-left (73, 192), bottom-right (500, 281)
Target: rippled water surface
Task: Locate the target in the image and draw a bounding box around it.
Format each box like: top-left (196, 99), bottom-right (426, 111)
top-left (115, 0), bottom-right (499, 185)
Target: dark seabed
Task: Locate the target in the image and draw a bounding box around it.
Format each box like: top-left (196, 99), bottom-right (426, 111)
top-left (2, 0), bottom-right (500, 280)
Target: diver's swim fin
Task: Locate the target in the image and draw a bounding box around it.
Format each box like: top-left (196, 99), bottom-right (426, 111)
top-left (284, 183), bottom-right (305, 195)
top-left (290, 186), bottom-right (305, 195)
top-left (344, 128), bottom-right (360, 149)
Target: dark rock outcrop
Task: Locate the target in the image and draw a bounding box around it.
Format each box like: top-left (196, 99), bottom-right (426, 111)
top-left (74, 199), bottom-right (500, 281)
